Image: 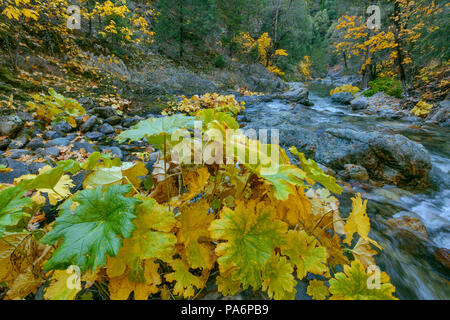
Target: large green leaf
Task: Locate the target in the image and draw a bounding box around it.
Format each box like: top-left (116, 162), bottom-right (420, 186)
top-left (289, 146), bottom-right (343, 194)
top-left (329, 260), bottom-right (397, 300)
top-left (0, 186), bottom-right (33, 236)
top-left (209, 201), bottom-right (287, 289)
top-left (42, 184), bottom-right (142, 272)
top-left (116, 114), bottom-right (195, 145)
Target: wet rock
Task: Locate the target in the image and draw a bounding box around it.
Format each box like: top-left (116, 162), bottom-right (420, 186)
top-left (350, 96), bottom-right (369, 110)
top-left (94, 106), bottom-right (117, 119)
top-left (275, 82), bottom-right (312, 106)
top-left (28, 162), bottom-right (47, 174)
top-left (43, 130), bottom-right (62, 140)
top-left (85, 131), bottom-right (104, 141)
top-left (8, 149), bottom-right (31, 159)
top-left (0, 115), bottom-right (23, 137)
top-left (288, 128), bottom-right (431, 187)
top-left (80, 115), bottom-right (97, 133)
top-left (105, 116), bottom-right (122, 125)
top-left (100, 123), bottom-right (115, 135)
top-left (426, 100), bottom-right (449, 125)
top-left (39, 147), bottom-right (60, 157)
top-left (53, 121), bottom-right (73, 134)
top-left (331, 92), bottom-right (353, 104)
top-left (386, 215), bottom-right (428, 238)
top-left (26, 138), bottom-right (44, 150)
top-left (122, 117), bottom-right (142, 128)
top-left (338, 164), bottom-right (369, 182)
top-left (434, 248), bottom-right (450, 269)
top-left (7, 130), bottom-right (29, 149)
top-left (45, 137), bottom-right (71, 148)
top-left (72, 140), bottom-right (96, 153)
top-left (0, 136), bottom-right (11, 150)
top-left (0, 158), bottom-right (30, 183)
top-left (99, 146), bottom-right (123, 159)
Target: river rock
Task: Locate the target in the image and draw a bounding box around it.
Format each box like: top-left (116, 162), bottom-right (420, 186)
top-left (0, 158), bottom-right (30, 184)
top-left (350, 96), bottom-right (369, 110)
top-left (338, 164), bottom-right (369, 182)
top-left (45, 137), bottom-right (71, 148)
top-left (43, 131), bottom-right (62, 140)
top-left (331, 92), bottom-right (354, 104)
top-left (0, 136), bottom-right (11, 150)
top-left (105, 116), bottom-right (122, 125)
top-left (26, 138), bottom-right (44, 150)
top-left (386, 215), bottom-right (428, 238)
top-left (94, 106), bottom-right (117, 119)
top-left (426, 100), bottom-right (449, 125)
top-left (81, 115), bottom-right (97, 133)
top-left (100, 123), bottom-right (115, 135)
top-left (286, 128), bottom-right (431, 187)
top-left (85, 131), bottom-right (104, 141)
top-left (434, 248), bottom-right (450, 270)
top-left (275, 82), bottom-right (312, 105)
top-left (53, 121), bottom-right (74, 134)
top-left (0, 115), bottom-right (23, 137)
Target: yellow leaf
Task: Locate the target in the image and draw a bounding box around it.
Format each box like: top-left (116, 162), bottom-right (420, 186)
top-left (262, 254), bottom-right (296, 300)
top-left (109, 260), bottom-right (161, 300)
top-left (44, 269), bottom-right (81, 300)
top-left (177, 199), bottom-right (215, 269)
top-left (281, 230), bottom-right (328, 279)
top-left (165, 259), bottom-right (204, 298)
top-left (307, 279), bottom-right (329, 300)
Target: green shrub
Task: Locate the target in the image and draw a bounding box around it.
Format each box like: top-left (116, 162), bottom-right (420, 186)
top-left (214, 55), bottom-right (226, 68)
top-left (364, 77), bottom-right (403, 98)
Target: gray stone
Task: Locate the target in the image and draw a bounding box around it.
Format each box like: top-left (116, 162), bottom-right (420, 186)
top-left (426, 101), bottom-right (449, 124)
top-left (45, 137), bottom-right (71, 148)
top-left (99, 146), bottom-right (123, 159)
top-left (85, 131), bottom-right (104, 141)
top-left (53, 121), bottom-right (73, 134)
top-left (285, 127), bottom-right (432, 187)
top-left (100, 123), bottom-right (115, 135)
top-left (272, 82), bottom-right (312, 105)
top-left (39, 147), bottom-right (60, 157)
top-left (26, 138), bottom-right (44, 150)
top-left (105, 116), bottom-right (122, 125)
top-left (122, 117), bottom-right (141, 128)
top-left (43, 131), bottom-right (62, 140)
top-left (350, 96), bottom-right (369, 110)
top-left (94, 106), bottom-right (118, 119)
top-left (8, 134), bottom-right (29, 149)
top-left (28, 162), bottom-right (47, 174)
top-left (72, 140), bottom-right (96, 153)
top-left (331, 92), bottom-right (354, 104)
top-left (80, 116), bottom-right (98, 133)
top-left (0, 158), bottom-right (30, 184)
top-left (8, 149), bottom-right (31, 159)
top-left (0, 115), bottom-right (23, 137)
top-left (339, 164), bottom-right (369, 182)
top-left (0, 136), bottom-right (11, 150)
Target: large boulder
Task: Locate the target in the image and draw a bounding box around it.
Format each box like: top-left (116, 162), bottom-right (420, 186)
top-left (284, 128), bottom-right (432, 187)
top-left (331, 92), bottom-right (354, 104)
top-left (274, 82), bottom-right (312, 105)
top-left (161, 72), bottom-right (218, 96)
top-left (350, 96), bottom-right (369, 110)
top-left (426, 99), bottom-right (450, 125)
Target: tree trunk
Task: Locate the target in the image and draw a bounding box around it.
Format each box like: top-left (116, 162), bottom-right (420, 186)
top-left (393, 1), bottom-right (409, 96)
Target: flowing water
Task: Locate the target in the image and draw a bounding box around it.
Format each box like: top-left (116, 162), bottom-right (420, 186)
top-left (241, 83), bottom-right (450, 299)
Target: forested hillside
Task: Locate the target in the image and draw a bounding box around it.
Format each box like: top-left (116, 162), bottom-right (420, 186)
top-left (0, 0), bottom-right (448, 301)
